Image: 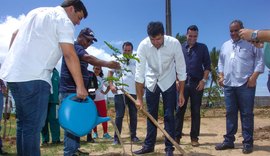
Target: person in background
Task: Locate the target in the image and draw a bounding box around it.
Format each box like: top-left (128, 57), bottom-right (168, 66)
top-left (0, 1), bottom-right (89, 155)
top-left (0, 63), bottom-right (8, 155)
top-left (41, 68), bottom-right (61, 145)
top-left (91, 66), bottom-right (111, 140)
top-left (175, 25), bottom-right (211, 147)
top-left (216, 20), bottom-right (264, 154)
top-left (60, 27), bottom-right (120, 156)
top-left (108, 42), bottom-right (140, 145)
top-left (133, 21), bottom-right (186, 156)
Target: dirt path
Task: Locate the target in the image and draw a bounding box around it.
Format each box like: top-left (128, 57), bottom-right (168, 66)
top-left (78, 108), bottom-right (270, 156)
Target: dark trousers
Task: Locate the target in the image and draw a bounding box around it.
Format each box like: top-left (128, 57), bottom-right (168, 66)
top-left (175, 81), bottom-right (203, 141)
top-left (114, 94), bottom-right (138, 140)
top-left (143, 82), bottom-right (176, 151)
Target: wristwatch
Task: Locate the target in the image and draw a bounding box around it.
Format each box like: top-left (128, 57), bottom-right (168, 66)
top-left (251, 30), bottom-right (259, 41)
top-left (202, 78), bottom-right (207, 83)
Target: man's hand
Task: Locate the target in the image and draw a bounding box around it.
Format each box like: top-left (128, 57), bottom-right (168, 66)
top-left (110, 84), bottom-right (118, 94)
top-left (76, 86), bottom-right (88, 100)
top-left (178, 93), bottom-right (185, 107)
top-left (247, 76), bottom-right (257, 87)
top-left (136, 98), bottom-right (143, 110)
top-left (107, 61), bottom-right (121, 69)
top-left (196, 80), bottom-right (205, 91)
top-left (218, 76), bottom-right (224, 87)
top-left (239, 29), bottom-right (254, 41)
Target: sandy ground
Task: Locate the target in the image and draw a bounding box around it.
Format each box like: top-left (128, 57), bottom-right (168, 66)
top-left (77, 108), bottom-right (270, 156)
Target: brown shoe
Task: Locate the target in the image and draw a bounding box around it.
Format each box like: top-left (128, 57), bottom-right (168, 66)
top-left (191, 140), bottom-right (199, 147)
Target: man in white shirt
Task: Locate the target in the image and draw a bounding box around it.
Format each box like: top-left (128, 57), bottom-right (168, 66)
top-left (133, 21), bottom-right (186, 156)
top-left (108, 42), bottom-right (140, 145)
top-left (0, 1), bottom-right (88, 155)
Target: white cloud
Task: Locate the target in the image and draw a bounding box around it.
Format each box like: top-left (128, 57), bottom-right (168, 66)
top-left (0, 15), bottom-right (25, 63)
top-left (0, 15), bottom-right (116, 76)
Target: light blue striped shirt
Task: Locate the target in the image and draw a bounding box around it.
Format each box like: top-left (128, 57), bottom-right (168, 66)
top-left (218, 39), bottom-right (264, 87)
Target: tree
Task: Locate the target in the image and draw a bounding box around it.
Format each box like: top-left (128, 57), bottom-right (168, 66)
top-left (204, 47), bottom-right (223, 107)
top-left (175, 33), bottom-right (187, 44)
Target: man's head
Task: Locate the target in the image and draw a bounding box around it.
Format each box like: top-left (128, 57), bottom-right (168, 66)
top-left (229, 20), bottom-right (244, 42)
top-left (186, 25), bottom-right (199, 46)
top-left (77, 28), bottom-right (97, 49)
top-left (147, 21), bottom-right (165, 49)
top-left (122, 42), bottom-right (133, 55)
top-left (61, 0), bottom-right (88, 25)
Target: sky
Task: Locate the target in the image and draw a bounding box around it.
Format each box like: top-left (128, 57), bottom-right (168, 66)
top-left (0, 0), bottom-right (270, 96)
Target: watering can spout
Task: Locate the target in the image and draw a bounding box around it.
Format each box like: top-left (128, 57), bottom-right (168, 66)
top-left (94, 117), bottom-right (111, 127)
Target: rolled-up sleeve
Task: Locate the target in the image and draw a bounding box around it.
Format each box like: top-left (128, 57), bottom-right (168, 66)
top-left (254, 47), bottom-right (265, 73)
top-left (135, 44), bottom-right (146, 84)
top-left (175, 42), bottom-right (186, 81)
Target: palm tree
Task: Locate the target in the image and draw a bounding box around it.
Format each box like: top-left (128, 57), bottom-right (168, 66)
top-left (205, 47), bottom-right (223, 107)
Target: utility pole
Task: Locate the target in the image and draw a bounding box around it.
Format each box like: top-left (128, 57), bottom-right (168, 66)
top-left (165, 0), bottom-right (172, 36)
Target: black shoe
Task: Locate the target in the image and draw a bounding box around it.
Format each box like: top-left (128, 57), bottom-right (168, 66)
top-left (0, 148), bottom-right (8, 155)
top-left (131, 137), bottom-right (140, 143)
top-left (133, 147), bottom-right (154, 155)
top-left (165, 150), bottom-right (174, 156)
top-left (215, 142), bottom-right (234, 150)
top-left (41, 141), bottom-right (49, 146)
top-left (242, 144), bottom-right (253, 154)
top-left (77, 149), bottom-right (89, 155)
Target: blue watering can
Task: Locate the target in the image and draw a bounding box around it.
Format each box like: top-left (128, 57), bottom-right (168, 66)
top-left (58, 93), bottom-right (110, 137)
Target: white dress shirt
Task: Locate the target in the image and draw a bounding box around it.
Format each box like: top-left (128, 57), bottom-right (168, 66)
top-left (110, 55), bottom-right (136, 95)
top-left (0, 6), bottom-right (74, 87)
top-left (135, 35), bottom-right (186, 92)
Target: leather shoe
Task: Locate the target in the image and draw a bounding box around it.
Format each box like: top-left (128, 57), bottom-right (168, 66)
top-left (215, 142), bottom-right (234, 150)
top-left (242, 144), bottom-right (253, 154)
top-left (165, 150), bottom-right (174, 156)
top-left (133, 147), bottom-right (154, 155)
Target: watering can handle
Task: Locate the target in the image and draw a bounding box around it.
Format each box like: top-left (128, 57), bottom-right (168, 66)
top-left (66, 93), bottom-right (91, 103)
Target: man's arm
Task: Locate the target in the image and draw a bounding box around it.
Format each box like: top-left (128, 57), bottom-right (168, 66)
top-left (81, 54), bottom-right (120, 69)
top-left (60, 43), bottom-right (88, 99)
top-left (135, 82), bottom-right (144, 110)
top-left (239, 29), bottom-right (270, 42)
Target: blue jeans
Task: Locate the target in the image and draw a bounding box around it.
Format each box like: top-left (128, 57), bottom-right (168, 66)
top-left (114, 94), bottom-right (138, 140)
top-left (175, 81), bottom-right (203, 141)
top-left (60, 93), bottom-right (80, 156)
top-left (144, 83), bottom-right (176, 152)
top-left (223, 83), bottom-right (255, 146)
top-left (8, 80), bottom-right (50, 156)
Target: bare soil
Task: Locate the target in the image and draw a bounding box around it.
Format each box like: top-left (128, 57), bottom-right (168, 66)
top-left (82, 107), bottom-right (270, 156)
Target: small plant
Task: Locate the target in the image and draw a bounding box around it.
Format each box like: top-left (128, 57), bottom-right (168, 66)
top-left (103, 41), bottom-right (139, 88)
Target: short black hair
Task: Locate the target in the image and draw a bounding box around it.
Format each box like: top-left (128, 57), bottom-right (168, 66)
top-left (230, 19), bottom-right (244, 29)
top-left (187, 25), bottom-right (199, 33)
top-left (122, 41), bottom-right (133, 50)
top-left (61, 0), bottom-right (88, 18)
top-left (147, 21), bottom-right (164, 37)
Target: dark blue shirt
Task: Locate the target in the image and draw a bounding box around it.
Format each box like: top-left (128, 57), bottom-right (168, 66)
top-left (59, 42), bottom-right (89, 93)
top-left (182, 41), bottom-right (211, 81)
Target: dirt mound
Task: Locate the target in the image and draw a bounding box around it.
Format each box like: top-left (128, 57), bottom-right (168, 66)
top-left (254, 126), bottom-right (270, 140)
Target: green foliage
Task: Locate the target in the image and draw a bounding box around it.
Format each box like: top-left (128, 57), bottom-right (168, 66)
top-left (175, 33), bottom-right (187, 44)
top-left (104, 41), bottom-right (140, 88)
top-left (204, 47), bottom-right (223, 107)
